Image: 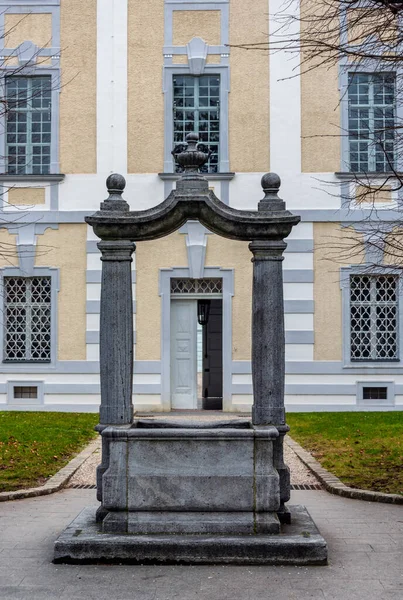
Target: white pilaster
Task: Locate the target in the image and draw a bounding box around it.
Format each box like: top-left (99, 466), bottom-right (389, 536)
top-left (97, 0), bottom-right (128, 175)
top-left (269, 0), bottom-right (301, 175)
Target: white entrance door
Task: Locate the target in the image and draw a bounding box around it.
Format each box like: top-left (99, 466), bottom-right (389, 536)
top-left (170, 299), bottom-right (197, 409)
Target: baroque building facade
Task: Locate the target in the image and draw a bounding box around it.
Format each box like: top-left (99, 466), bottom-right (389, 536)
top-left (0, 0), bottom-right (402, 412)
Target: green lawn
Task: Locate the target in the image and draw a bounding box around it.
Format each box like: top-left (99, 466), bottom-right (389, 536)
top-left (0, 412), bottom-right (98, 492)
top-left (287, 412), bottom-right (403, 496)
top-left (1, 411), bottom-right (401, 496)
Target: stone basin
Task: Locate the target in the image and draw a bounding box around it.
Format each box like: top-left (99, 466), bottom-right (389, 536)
top-left (134, 414), bottom-right (252, 429)
top-left (100, 417), bottom-right (281, 535)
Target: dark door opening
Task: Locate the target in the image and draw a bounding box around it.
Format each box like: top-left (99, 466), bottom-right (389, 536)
top-left (200, 299), bottom-right (223, 410)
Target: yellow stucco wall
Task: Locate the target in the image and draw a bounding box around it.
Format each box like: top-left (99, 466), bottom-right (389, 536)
top-left (300, 1), bottom-right (340, 173)
top-left (35, 224), bottom-right (87, 361)
top-left (172, 55), bottom-right (188, 65)
top-left (5, 13), bottom-right (52, 48)
top-left (128, 0), bottom-right (164, 173)
top-left (205, 236), bottom-right (252, 360)
top-left (135, 233), bottom-right (188, 360)
top-left (355, 185), bottom-right (392, 204)
top-left (301, 62), bottom-right (340, 172)
top-left (347, 8), bottom-right (396, 46)
top-left (313, 223), bottom-right (364, 360)
top-left (172, 10), bottom-right (221, 46)
top-left (0, 228), bottom-right (18, 267)
top-left (60, 0), bottom-right (97, 173)
top-left (383, 228), bottom-right (402, 265)
top-left (3, 57), bottom-right (18, 67)
top-left (8, 187), bottom-right (45, 206)
top-left (229, 0), bottom-right (270, 172)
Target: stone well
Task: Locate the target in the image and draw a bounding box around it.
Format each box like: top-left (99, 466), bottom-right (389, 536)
top-left (54, 135), bottom-right (327, 565)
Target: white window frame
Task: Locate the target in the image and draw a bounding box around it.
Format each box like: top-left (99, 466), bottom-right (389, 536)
top-left (347, 72), bottom-right (396, 173)
top-left (341, 266), bottom-right (403, 368)
top-left (0, 2), bottom-right (61, 176)
top-left (173, 74), bottom-right (221, 174)
top-left (339, 62), bottom-right (403, 174)
top-left (5, 75), bottom-right (53, 176)
top-left (356, 380), bottom-right (395, 407)
top-left (6, 379), bottom-right (44, 406)
top-left (0, 267), bottom-right (59, 366)
top-left (3, 274), bottom-right (52, 362)
top-left (163, 64), bottom-right (230, 174)
top-left (0, 69), bottom-right (60, 176)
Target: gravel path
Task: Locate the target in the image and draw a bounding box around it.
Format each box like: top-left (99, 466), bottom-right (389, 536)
top-left (284, 439), bottom-right (319, 485)
top-left (68, 436), bottom-right (319, 487)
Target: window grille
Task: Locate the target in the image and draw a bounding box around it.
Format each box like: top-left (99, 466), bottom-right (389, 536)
top-left (173, 75), bottom-right (220, 173)
top-left (4, 277), bottom-right (52, 362)
top-left (6, 76), bottom-right (52, 175)
top-left (350, 274), bottom-right (398, 361)
top-left (362, 386), bottom-right (387, 400)
top-left (348, 73), bottom-right (395, 172)
top-left (171, 278), bottom-right (222, 294)
top-left (14, 386), bottom-right (38, 399)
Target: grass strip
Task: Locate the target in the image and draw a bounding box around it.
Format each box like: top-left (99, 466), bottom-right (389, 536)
top-left (0, 412), bottom-right (98, 492)
top-left (287, 412), bottom-right (403, 496)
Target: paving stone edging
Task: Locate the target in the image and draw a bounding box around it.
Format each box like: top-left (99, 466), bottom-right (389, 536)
top-left (286, 435), bottom-right (403, 505)
top-left (0, 437), bottom-right (100, 502)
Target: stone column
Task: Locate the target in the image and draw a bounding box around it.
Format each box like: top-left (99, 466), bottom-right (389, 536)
top-left (95, 238), bottom-right (135, 521)
top-left (249, 238), bottom-right (287, 427)
top-left (98, 239), bottom-right (135, 425)
top-left (90, 175), bottom-right (135, 520)
top-left (249, 173), bottom-right (295, 522)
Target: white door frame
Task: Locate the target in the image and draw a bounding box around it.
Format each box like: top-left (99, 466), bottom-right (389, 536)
top-left (159, 266), bottom-right (234, 412)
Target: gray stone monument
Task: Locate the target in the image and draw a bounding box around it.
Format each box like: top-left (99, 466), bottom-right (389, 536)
top-left (54, 134), bottom-right (327, 565)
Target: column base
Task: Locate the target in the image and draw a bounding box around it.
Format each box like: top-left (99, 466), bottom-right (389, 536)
top-left (277, 505), bottom-right (292, 524)
top-left (95, 506), bottom-right (108, 523)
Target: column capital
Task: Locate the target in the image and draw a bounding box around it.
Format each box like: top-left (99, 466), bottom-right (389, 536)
top-left (249, 239), bottom-right (287, 262)
top-left (98, 240), bottom-right (136, 262)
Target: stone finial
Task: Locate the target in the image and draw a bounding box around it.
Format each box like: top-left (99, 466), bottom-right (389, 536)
top-left (261, 172), bottom-right (281, 195)
top-left (187, 132), bottom-right (200, 144)
top-left (258, 172), bottom-right (285, 212)
top-left (172, 132), bottom-right (212, 175)
top-left (107, 173), bottom-right (126, 195)
top-left (101, 173), bottom-right (129, 212)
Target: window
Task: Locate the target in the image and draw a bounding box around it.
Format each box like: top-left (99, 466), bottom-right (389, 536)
top-left (350, 274), bottom-right (398, 361)
top-left (356, 381), bottom-right (394, 406)
top-left (171, 278), bottom-right (222, 295)
top-left (13, 386), bottom-right (38, 399)
top-left (173, 75), bottom-right (220, 173)
top-left (4, 276), bottom-right (52, 362)
top-left (6, 76), bottom-right (52, 175)
top-left (348, 73), bottom-right (395, 172)
top-left (362, 386), bottom-right (387, 400)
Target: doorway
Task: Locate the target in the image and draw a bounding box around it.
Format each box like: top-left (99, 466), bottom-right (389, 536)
top-left (200, 299), bottom-right (223, 410)
top-left (170, 297), bottom-right (223, 410)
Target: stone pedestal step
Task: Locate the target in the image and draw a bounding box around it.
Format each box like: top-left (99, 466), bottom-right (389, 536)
top-left (54, 504), bottom-right (327, 565)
